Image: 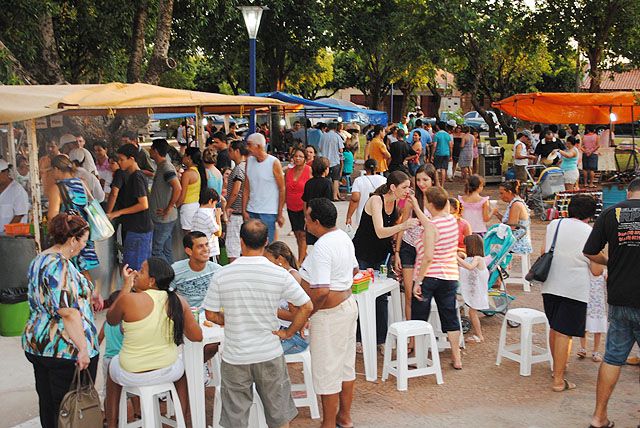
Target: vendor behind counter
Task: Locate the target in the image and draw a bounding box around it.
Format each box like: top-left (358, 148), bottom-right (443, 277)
top-left (0, 159), bottom-right (29, 231)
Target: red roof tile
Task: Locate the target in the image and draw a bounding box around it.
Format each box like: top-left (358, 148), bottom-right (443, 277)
top-left (582, 69), bottom-right (640, 90)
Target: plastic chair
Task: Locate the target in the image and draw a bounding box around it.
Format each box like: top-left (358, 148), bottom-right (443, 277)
top-left (496, 308), bottom-right (552, 376)
top-left (428, 300), bottom-right (465, 351)
top-left (285, 348), bottom-right (320, 419)
top-left (119, 383), bottom-right (185, 428)
top-left (506, 253), bottom-right (531, 292)
top-left (381, 320), bottom-right (443, 391)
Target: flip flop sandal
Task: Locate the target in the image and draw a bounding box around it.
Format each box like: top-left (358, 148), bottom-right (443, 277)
top-left (450, 361), bottom-right (463, 370)
top-left (592, 352), bottom-right (603, 362)
top-left (552, 378), bottom-right (576, 392)
top-left (577, 348), bottom-right (587, 359)
top-left (588, 420), bottom-right (615, 428)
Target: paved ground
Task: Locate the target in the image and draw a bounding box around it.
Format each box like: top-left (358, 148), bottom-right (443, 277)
top-left (4, 180), bottom-right (639, 428)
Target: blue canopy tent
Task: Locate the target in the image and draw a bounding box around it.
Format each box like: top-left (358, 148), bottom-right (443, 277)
top-left (254, 91), bottom-right (388, 125)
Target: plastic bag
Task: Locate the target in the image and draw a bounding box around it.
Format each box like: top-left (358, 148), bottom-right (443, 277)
top-left (0, 288), bottom-right (28, 304)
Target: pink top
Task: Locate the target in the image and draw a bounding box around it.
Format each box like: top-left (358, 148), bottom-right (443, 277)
top-left (582, 133), bottom-right (598, 155)
top-left (285, 165), bottom-right (312, 212)
top-left (414, 215), bottom-right (460, 281)
top-left (458, 195), bottom-right (488, 233)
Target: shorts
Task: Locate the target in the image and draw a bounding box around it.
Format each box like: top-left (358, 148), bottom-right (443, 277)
top-left (122, 230), bottom-right (152, 271)
top-left (563, 169), bottom-right (579, 184)
top-left (309, 297), bottom-right (358, 395)
top-left (220, 355), bottom-right (297, 428)
top-left (434, 155), bottom-right (449, 171)
top-left (226, 214), bottom-right (243, 259)
top-left (399, 240), bottom-right (417, 268)
top-left (287, 209), bottom-right (305, 232)
top-left (280, 329), bottom-right (309, 355)
top-left (542, 293), bottom-right (587, 337)
top-left (411, 277), bottom-right (460, 332)
top-left (603, 305), bottom-right (640, 366)
top-left (329, 165), bottom-right (341, 181)
top-left (180, 202), bottom-right (199, 230)
top-left (109, 355), bottom-right (184, 387)
top-left (248, 212), bottom-right (277, 243)
top-left (514, 165), bottom-right (527, 182)
top-left (582, 153), bottom-right (598, 171)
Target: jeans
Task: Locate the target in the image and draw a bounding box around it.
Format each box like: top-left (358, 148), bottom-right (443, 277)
top-left (411, 277), bottom-right (461, 332)
top-left (248, 212), bottom-right (277, 243)
top-left (603, 305), bottom-right (640, 366)
top-left (123, 230), bottom-right (153, 271)
top-left (25, 353), bottom-right (99, 428)
top-left (356, 259), bottom-right (388, 345)
top-left (152, 220), bottom-right (176, 263)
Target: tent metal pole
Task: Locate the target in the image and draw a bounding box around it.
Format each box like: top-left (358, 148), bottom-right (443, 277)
top-left (196, 107), bottom-right (205, 149)
top-left (26, 119), bottom-right (41, 251)
top-left (304, 108), bottom-right (308, 144)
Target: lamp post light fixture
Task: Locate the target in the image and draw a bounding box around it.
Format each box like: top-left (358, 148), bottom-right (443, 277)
top-left (239, 5), bottom-right (268, 134)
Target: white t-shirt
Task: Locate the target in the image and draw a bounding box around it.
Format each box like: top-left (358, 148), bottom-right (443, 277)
top-left (542, 218), bottom-right (592, 303)
top-left (350, 174), bottom-right (386, 227)
top-left (300, 229), bottom-right (358, 291)
top-left (513, 140), bottom-right (528, 166)
top-left (203, 256), bottom-right (310, 365)
top-left (75, 167), bottom-right (105, 203)
top-left (0, 180), bottom-right (29, 230)
top-left (190, 207), bottom-right (220, 256)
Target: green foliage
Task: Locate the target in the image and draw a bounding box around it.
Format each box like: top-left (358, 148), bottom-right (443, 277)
top-left (286, 48), bottom-right (335, 99)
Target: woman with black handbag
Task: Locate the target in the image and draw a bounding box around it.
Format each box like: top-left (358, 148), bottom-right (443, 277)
top-left (22, 213), bottom-right (100, 428)
top-left (540, 195), bottom-right (597, 392)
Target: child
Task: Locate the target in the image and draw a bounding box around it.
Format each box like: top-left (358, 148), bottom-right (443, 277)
top-left (343, 146), bottom-right (355, 178)
top-left (265, 241), bottom-right (309, 355)
top-left (578, 261), bottom-right (607, 362)
top-left (457, 234), bottom-right (490, 343)
top-left (190, 188), bottom-right (222, 262)
top-left (449, 198), bottom-right (472, 251)
top-left (458, 174), bottom-right (494, 236)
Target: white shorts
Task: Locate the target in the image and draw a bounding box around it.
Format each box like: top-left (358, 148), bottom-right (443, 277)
top-left (309, 297), bottom-right (358, 395)
top-left (563, 169), bottom-right (579, 184)
top-left (109, 355), bottom-right (184, 387)
top-left (180, 202), bottom-right (199, 230)
top-left (226, 214), bottom-right (243, 258)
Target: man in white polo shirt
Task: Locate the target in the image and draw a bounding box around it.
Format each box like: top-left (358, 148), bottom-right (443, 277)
top-left (0, 159), bottom-right (29, 231)
top-left (204, 219), bottom-right (312, 428)
top-left (300, 197), bottom-right (359, 428)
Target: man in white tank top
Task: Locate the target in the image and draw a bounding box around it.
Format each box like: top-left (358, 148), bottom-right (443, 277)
top-left (242, 133), bottom-right (286, 243)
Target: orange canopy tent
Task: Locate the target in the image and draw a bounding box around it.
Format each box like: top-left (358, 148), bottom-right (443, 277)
top-left (492, 92), bottom-right (640, 124)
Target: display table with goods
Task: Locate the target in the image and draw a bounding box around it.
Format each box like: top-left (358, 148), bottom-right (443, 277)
top-left (477, 143), bottom-right (503, 183)
top-left (552, 190), bottom-right (603, 220)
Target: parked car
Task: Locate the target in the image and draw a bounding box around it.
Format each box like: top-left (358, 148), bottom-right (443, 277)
top-left (209, 115), bottom-right (249, 134)
top-left (463, 110), bottom-right (502, 132)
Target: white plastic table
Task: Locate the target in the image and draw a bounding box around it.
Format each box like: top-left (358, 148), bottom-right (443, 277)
top-left (354, 277), bottom-right (402, 382)
top-left (183, 320), bottom-right (224, 428)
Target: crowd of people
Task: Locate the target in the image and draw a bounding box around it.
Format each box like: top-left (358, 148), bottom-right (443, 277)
top-left (8, 114), bottom-right (639, 428)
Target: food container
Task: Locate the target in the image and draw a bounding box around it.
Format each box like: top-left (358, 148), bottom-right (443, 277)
top-left (352, 271), bottom-right (372, 294)
top-left (4, 223), bottom-right (31, 236)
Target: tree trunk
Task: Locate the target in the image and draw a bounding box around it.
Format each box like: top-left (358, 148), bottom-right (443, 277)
top-left (471, 97), bottom-right (500, 139)
top-left (427, 82), bottom-right (441, 117)
top-left (143, 0), bottom-right (174, 85)
top-left (127, 0), bottom-right (149, 83)
top-left (39, 11), bottom-right (66, 84)
top-left (587, 49), bottom-right (602, 93)
top-left (493, 108), bottom-right (515, 145)
top-left (397, 83), bottom-right (415, 117)
top-left (0, 40), bottom-right (38, 84)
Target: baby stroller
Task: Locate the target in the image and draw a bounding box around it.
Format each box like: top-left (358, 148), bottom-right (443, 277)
top-left (459, 223), bottom-right (521, 332)
top-left (524, 165), bottom-right (565, 220)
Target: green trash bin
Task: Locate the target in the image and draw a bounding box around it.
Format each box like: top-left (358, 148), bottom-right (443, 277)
top-left (0, 288), bottom-right (29, 337)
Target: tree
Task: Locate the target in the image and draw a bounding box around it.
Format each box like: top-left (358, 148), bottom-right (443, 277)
top-left (431, 0), bottom-right (552, 143)
top-left (540, 0), bottom-right (640, 92)
top-left (286, 49), bottom-right (335, 99)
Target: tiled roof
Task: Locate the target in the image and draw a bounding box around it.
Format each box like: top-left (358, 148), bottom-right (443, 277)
top-left (581, 69), bottom-right (640, 90)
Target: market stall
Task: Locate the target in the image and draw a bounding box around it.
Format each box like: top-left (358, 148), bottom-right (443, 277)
top-left (0, 83), bottom-right (287, 296)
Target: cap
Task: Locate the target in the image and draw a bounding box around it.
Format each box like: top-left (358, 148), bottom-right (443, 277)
top-left (447, 119), bottom-right (457, 127)
top-left (522, 130), bottom-right (533, 140)
top-left (69, 148), bottom-right (86, 164)
top-left (59, 133), bottom-right (76, 147)
top-left (0, 159), bottom-right (10, 171)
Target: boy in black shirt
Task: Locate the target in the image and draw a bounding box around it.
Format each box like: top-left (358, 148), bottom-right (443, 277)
top-left (108, 144), bottom-right (153, 270)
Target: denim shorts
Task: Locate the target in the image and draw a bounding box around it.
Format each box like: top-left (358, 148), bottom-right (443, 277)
top-left (280, 329), bottom-right (309, 355)
top-left (123, 230), bottom-right (153, 271)
top-left (603, 305), bottom-right (640, 366)
top-left (399, 240), bottom-right (417, 268)
top-left (434, 155), bottom-right (449, 171)
top-left (248, 212), bottom-right (277, 243)
top-left (582, 153), bottom-right (598, 171)
top-left (411, 277), bottom-right (460, 332)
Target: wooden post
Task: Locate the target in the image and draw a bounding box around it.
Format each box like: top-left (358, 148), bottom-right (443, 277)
top-left (7, 123), bottom-right (16, 168)
top-left (26, 119), bottom-right (41, 251)
top-left (196, 107), bottom-right (205, 150)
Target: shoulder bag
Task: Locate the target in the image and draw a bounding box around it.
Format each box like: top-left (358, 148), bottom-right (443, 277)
top-left (58, 367), bottom-right (102, 428)
top-left (58, 180), bottom-right (114, 241)
top-left (525, 218), bottom-right (563, 282)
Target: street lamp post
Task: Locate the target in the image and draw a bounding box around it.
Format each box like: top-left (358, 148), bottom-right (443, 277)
top-left (239, 5), bottom-right (267, 135)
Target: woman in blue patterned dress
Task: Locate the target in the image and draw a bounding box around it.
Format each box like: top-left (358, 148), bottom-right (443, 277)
top-left (22, 213), bottom-right (100, 428)
top-left (494, 180), bottom-right (533, 254)
top-left (48, 155), bottom-right (102, 309)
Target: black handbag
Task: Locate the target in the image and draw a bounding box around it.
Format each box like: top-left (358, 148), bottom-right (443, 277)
top-left (525, 218), bottom-right (563, 282)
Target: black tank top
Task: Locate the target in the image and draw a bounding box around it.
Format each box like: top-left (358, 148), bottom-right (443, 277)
top-left (353, 194), bottom-right (399, 264)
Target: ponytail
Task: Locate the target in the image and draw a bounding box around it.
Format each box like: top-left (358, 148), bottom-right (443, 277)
top-left (185, 147), bottom-right (208, 196)
top-left (146, 257), bottom-right (184, 346)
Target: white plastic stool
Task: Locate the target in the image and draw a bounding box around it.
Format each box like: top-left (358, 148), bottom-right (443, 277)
top-left (496, 308), bottom-right (552, 376)
top-left (428, 300), bottom-right (465, 351)
top-left (381, 321), bottom-right (443, 391)
top-left (285, 348), bottom-right (320, 419)
top-left (213, 383), bottom-right (268, 428)
top-left (506, 253), bottom-right (531, 292)
top-left (118, 383), bottom-right (185, 428)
